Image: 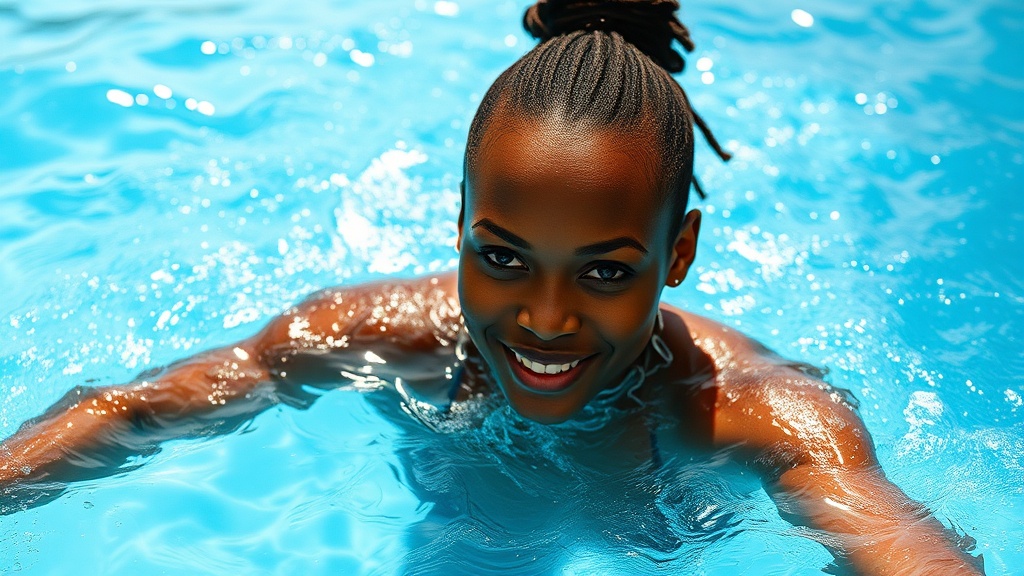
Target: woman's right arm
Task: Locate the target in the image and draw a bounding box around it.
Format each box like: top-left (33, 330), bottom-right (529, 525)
top-left (0, 337), bottom-right (275, 486)
top-left (0, 273), bottom-right (460, 486)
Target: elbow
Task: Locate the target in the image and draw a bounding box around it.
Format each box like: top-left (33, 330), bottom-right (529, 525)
top-left (74, 387), bottom-right (143, 432)
top-left (136, 350), bottom-right (272, 421)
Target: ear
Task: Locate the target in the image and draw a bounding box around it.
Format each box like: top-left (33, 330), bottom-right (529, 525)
top-left (456, 180), bottom-right (466, 251)
top-left (666, 209), bottom-right (701, 287)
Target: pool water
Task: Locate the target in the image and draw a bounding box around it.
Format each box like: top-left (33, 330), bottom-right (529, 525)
top-left (1, 0), bottom-right (1021, 574)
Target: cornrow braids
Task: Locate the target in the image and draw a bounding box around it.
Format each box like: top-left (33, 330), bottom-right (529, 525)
top-left (465, 0), bottom-right (729, 226)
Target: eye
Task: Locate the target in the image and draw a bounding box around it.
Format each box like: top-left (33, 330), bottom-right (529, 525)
top-left (582, 264), bottom-right (631, 283)
top-left (481, 248), bottom-right (527, 270)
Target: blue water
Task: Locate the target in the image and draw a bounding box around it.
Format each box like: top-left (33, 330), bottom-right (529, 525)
top-left (1, 0), bottom-right (1021, 574)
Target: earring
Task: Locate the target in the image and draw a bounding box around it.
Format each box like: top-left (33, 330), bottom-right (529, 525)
top-left (671, 278), bottom-right (681, 286)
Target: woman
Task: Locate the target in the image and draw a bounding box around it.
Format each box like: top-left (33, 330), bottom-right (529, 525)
top-left (0, 1), bottom-right (982, 573)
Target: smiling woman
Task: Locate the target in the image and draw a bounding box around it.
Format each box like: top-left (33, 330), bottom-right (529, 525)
top-left (2, 0), bottom-right (1019, 573)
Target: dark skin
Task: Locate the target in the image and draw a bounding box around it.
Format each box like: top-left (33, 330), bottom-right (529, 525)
top-left (0, 111), bottom-right (980, 574)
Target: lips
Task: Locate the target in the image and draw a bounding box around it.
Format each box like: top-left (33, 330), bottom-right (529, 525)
top-left (502, 344), bottom-right (592, 394)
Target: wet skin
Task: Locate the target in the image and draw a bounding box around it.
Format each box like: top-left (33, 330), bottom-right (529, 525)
top-left (0, 117), bottom-right (983, 574)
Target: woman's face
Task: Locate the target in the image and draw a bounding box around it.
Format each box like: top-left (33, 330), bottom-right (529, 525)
top-left (458, 113), bottom-right (700, 423)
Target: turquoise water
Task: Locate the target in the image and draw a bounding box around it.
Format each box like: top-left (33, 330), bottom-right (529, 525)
top-left (1, 0), bottom-right (1021, 574)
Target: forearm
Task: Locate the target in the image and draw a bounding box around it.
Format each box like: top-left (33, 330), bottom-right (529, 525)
top-left (0, 387), bottom-right (130, 483)
top-left (813, 500), bottom-right (980, 575)
top-left (775, 464), bottom-right (982, 575)
top-left (0, 343), bottom-right (275, 485)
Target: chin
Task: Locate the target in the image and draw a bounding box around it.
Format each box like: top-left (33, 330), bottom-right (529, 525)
top-left (469, 328), bottom-right (608, 425)
top-left (487, 353), bottom-right (592, 425)
top-left (504, 398), bottom-right (580, 425)
top-left (496, 379), bottom-right (596, 425)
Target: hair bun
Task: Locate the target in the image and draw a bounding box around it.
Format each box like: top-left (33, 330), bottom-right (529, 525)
top-left (522, 0), bottom-right (695, 73)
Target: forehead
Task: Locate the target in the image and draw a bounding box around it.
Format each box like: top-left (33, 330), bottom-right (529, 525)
top-left (467, 117), bottom-right (669, 246)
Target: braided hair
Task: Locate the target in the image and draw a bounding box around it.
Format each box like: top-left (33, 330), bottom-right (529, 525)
top-left (465, 0), bottom-right (730, 226)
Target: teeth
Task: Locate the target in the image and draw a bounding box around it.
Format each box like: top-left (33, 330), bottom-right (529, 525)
top-left (512, 351), bottom-right (581, 375)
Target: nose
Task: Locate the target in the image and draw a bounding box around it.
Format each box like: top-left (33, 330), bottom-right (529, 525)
top-left (516, 282), bottom-right (581, 341)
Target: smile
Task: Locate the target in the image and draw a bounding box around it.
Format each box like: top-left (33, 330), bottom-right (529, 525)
top-left (511, 351), bottom-right (580, 374)
top-left (502, 344), bottom-right (592, 394)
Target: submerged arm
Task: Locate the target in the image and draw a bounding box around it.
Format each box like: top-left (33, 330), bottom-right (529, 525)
top-left (0, 273), bottom-right (460, 487)
top-left (714, 369), bottom-right (982, 575)
top-left (0, 338), bottom-right (274, 486)
top-left (771, 458), bottom-right (981, 575)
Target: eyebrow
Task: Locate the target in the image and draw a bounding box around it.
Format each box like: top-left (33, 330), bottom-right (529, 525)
top-left (471, 219), bottom-right (530, 249)
top-left (575, 237), bottom-right (648, 256)
top-left (471, 219), bottom-right (648, 256)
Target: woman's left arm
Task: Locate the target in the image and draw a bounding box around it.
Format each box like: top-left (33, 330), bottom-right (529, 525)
top-left (714, 370), bottom-right (983, 575)
top-left (770, 454), bottom-right (982, 574)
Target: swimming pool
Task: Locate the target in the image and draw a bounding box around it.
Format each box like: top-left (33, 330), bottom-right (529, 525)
top-left (1, 0), bottom-right (1021, 573)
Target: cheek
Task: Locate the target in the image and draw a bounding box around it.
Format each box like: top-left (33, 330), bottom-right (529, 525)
top-left (589, 281), bottom-right (661, 351)
top-left (457, 253), bottom-right (506, 328)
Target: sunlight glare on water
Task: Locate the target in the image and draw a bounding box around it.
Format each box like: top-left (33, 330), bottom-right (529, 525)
top-left (1, 0), bottom-right (1021, 574)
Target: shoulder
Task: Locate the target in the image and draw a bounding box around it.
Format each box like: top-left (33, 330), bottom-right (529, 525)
top-left (658, 303), bottom-right (876, 472)
top-left (717, 368), bottom-right (875, 472)
top-left (256, 271), bottom-right (462, 353)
